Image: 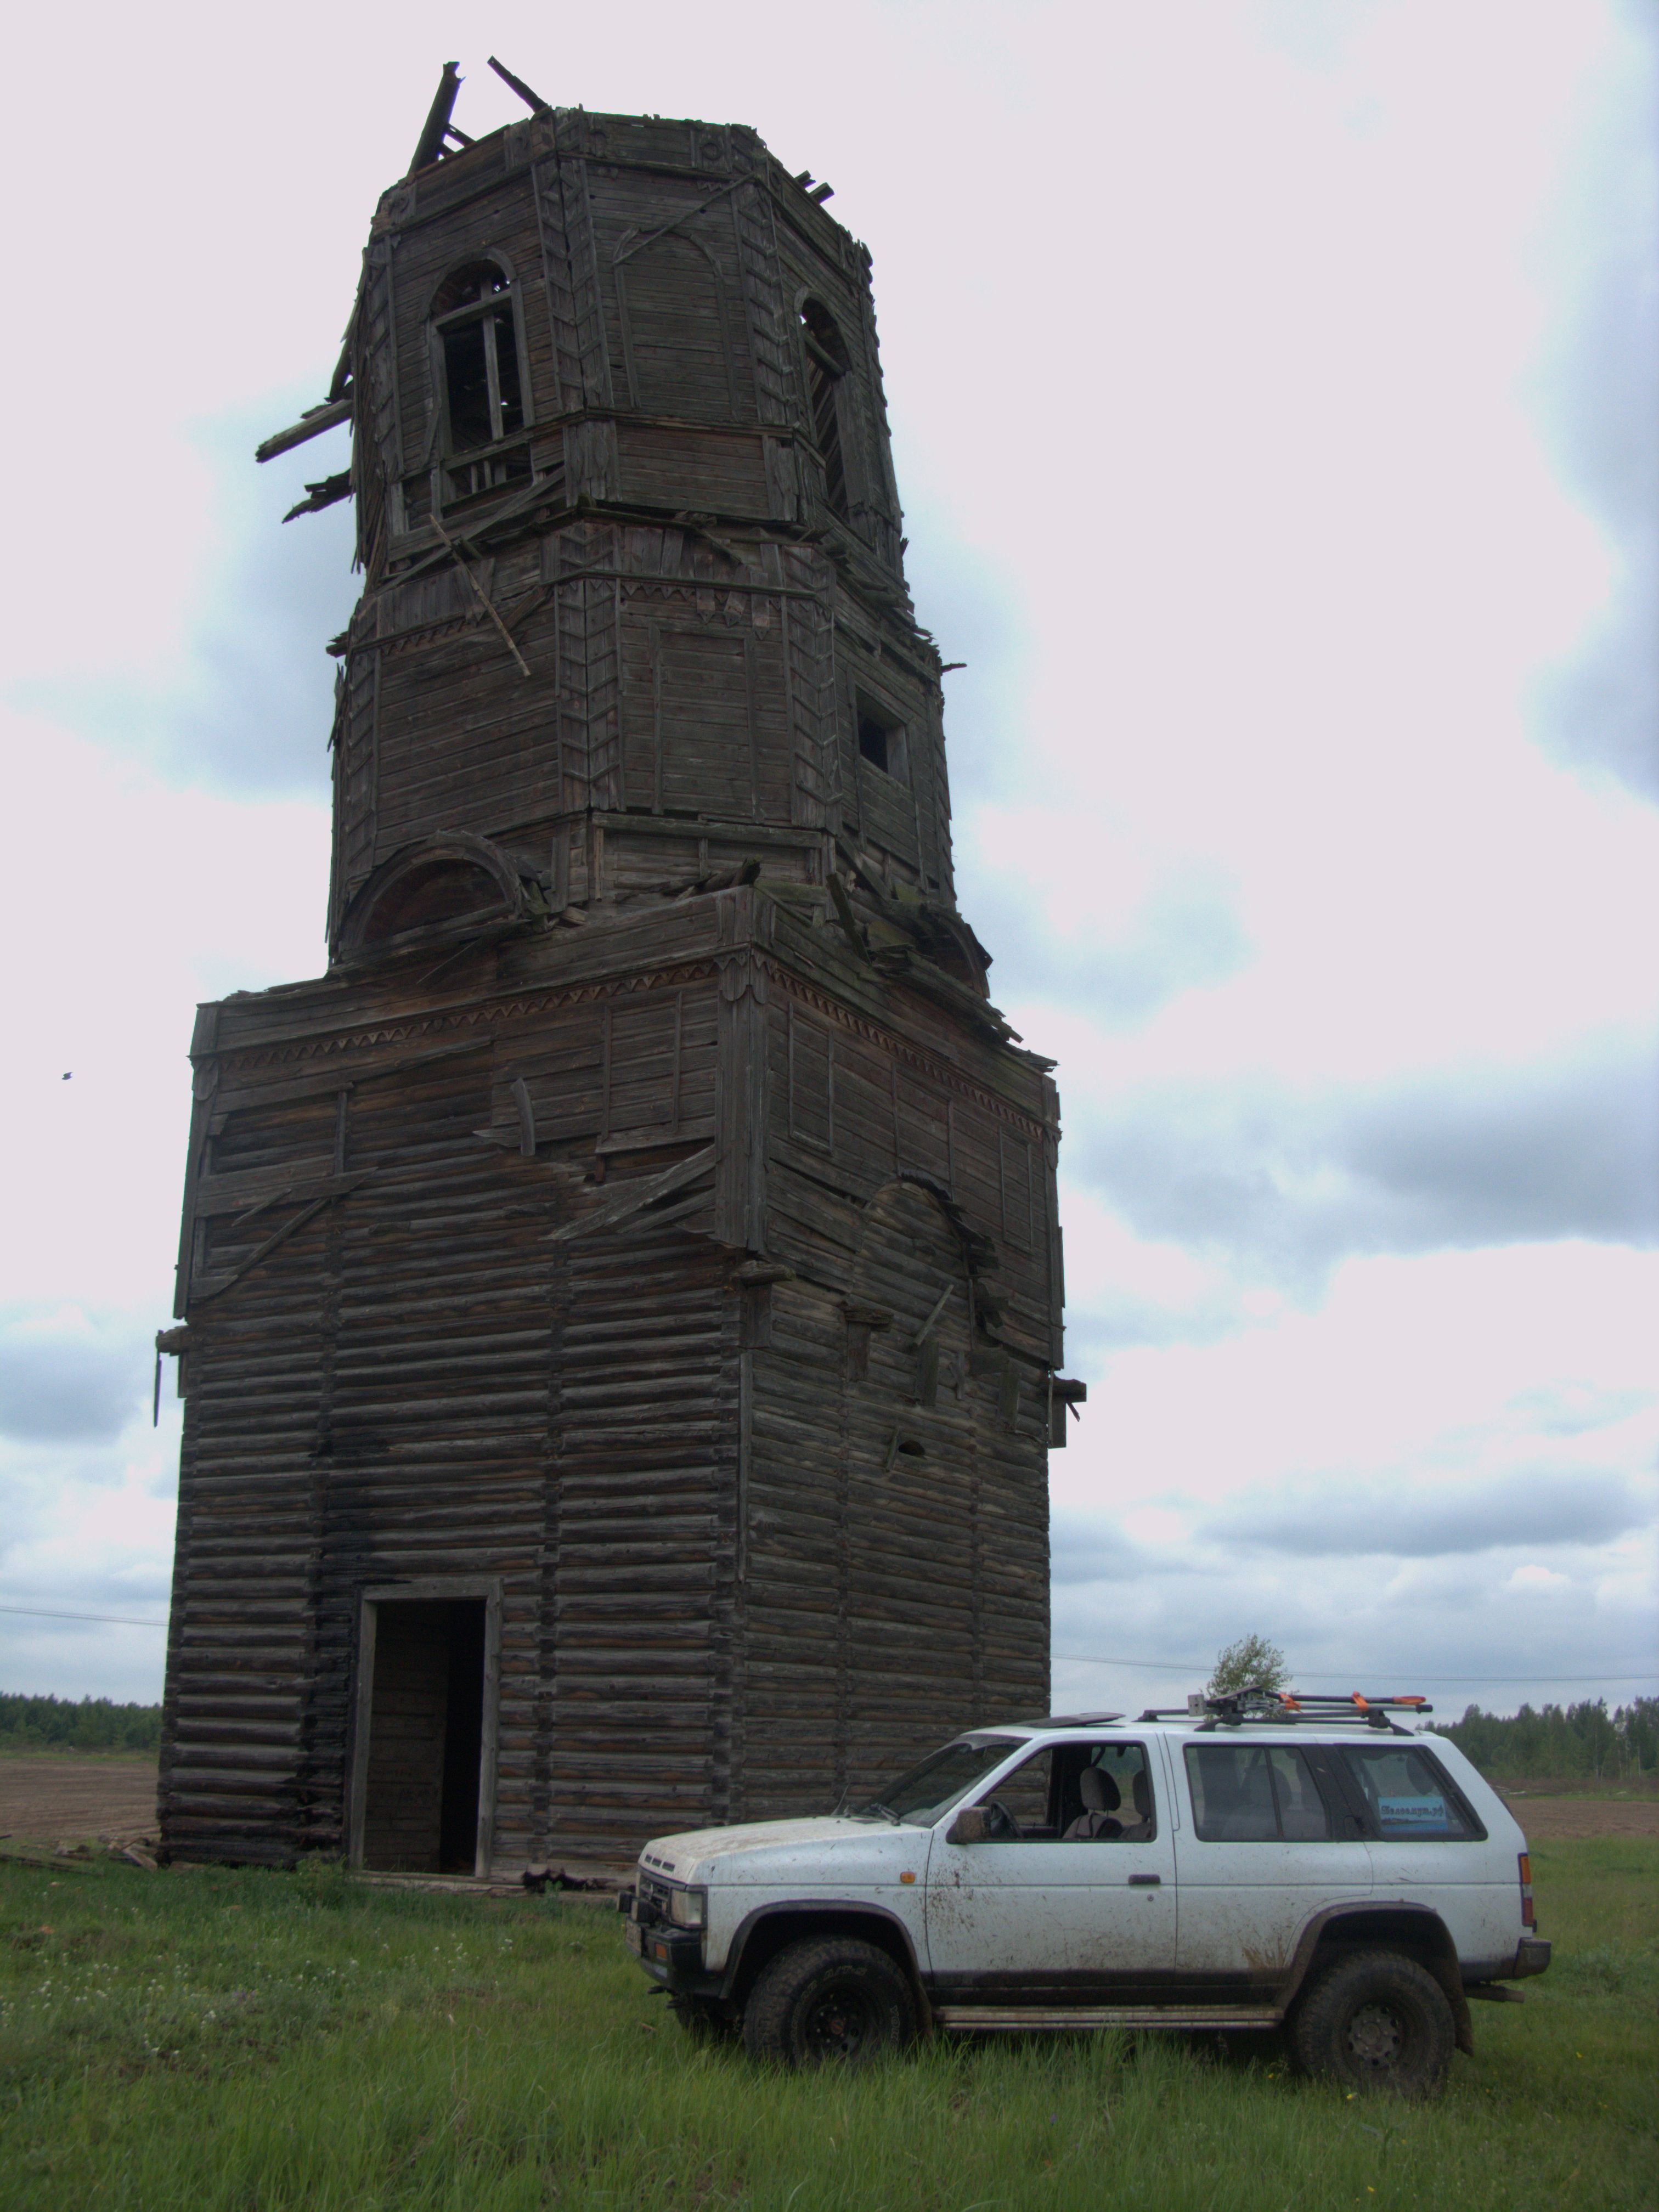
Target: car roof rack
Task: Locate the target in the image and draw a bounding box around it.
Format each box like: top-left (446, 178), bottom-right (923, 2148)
top-left (1136, 1686), bottom-right (1432, 1734)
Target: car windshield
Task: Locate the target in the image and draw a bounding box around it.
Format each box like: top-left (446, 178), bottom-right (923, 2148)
top-left (852, 1736), bottom-right (1024, 1825)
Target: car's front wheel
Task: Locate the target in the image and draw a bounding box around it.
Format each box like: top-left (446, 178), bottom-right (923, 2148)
top-left (1290, 1948), bottom-right (1455, 2099)
top-left (742, 1936), bottom-right (917, 2068)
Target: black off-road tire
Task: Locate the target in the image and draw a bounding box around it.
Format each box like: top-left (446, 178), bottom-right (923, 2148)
top-left (668, 1994), bottom-right (738, 2045)
top-left (742, 1937), bottom-right (917, 2068)
top-left (1290, 1948), bottom-right (1456, 2099)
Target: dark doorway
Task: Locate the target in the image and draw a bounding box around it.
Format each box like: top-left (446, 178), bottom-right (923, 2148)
top-left (361, 1599), bottom-right (487, 1872)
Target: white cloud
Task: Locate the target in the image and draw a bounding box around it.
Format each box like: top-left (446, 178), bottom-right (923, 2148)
top-left (1506, 1564), bottom-right (1571, 1593)
top-left (1057, 1242), bottom-right (1659, 1508)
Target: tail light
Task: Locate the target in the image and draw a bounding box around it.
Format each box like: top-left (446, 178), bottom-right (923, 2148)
top-left (1518, 1853), bottom-right (1536, 1930)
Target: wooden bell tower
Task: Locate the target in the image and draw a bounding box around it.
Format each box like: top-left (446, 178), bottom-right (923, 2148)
top-left (157, 65), bottom-right (1078, 1872)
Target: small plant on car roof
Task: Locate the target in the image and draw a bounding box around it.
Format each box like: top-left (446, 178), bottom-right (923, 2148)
top-left (1209, 1634), bottom-right (1289, 1697)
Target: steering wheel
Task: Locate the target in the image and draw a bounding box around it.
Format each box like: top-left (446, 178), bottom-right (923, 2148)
top-left (981, 1799), bottom-right (1022, 1842)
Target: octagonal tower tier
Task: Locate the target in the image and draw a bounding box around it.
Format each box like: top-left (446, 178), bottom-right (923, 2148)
top-left (333, 104), bottom-right (960, 967)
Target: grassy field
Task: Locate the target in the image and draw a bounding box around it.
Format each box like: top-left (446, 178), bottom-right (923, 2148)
top-left (1, 1840), bottom-right (1653, 2212)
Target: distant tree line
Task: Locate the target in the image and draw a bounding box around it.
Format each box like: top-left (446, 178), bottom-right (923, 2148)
top-left (1429, 1697), bottom-right (1657, 1781)
top-left (0, 1693), bottom-right (163, 1752)
top-left (4, 1684), bottom-right (1654, 1778)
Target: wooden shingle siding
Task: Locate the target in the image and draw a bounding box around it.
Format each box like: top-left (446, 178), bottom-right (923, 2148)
top-left (616, 230), bottom-right (739, 420)
top-left (161, 104), bottom-right (1066, 1871)
top-left (597, 172), bottom-right (758, 424)
top-left (617, 422), bottom-right (770, 512)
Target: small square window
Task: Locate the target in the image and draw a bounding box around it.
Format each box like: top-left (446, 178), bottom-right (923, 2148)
top-left (857, 701), bottom-right (907, 782)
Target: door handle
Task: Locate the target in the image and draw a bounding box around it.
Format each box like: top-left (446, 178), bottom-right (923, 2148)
top-left (1128, 1874), bottom-right (1161, 1887)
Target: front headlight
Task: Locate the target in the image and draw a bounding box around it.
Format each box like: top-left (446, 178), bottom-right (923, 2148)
top-left (668, 1885), bottom-right (707, 1930)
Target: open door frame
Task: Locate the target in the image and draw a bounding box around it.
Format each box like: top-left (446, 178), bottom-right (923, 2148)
top-left (347, 1577), bottom-right (503, 1876)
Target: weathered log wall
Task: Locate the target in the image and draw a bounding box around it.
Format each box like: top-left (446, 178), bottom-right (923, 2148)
top-left (162, 892), bottom-right (1057, 1864)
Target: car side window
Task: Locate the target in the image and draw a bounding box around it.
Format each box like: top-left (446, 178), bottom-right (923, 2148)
top-left (1055, 1742), bottom-right (1158, 1842)
top-left (1184, 1743), bottom-right (1333, 1841)
top-left (975, 1746), bottom-right (1056, 1838)
top-left (970, 1741), bottom-right (1159, 1841)
top-left (1340, 1745), bottom-right (1482, 1840)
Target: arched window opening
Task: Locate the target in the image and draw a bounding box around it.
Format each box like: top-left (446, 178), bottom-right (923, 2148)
top-left (433, 262), bottom-right (525, 455)
top-left (337, 835), bottom-right (532, 964)
top-left (361, 859), bottom-right (507, 949)
top-left (799, 298), bottom-right (849, 517)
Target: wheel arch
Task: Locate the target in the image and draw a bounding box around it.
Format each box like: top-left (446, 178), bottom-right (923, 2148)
top-left (1285, 1903), bottom-right (1472, 2056)
top-left (717, 1901), bottom-right (930, 2023)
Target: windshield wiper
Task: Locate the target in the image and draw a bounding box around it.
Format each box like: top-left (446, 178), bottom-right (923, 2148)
top-left (856, 1799), bottom-right (901, 1824)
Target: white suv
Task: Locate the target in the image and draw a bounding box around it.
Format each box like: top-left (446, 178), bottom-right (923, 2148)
top-left (622, 1694), bottom-right (1549, 2097)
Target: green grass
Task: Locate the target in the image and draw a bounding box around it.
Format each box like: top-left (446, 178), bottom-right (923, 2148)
top-left (1, 1842), bottom-right (1653, 2211)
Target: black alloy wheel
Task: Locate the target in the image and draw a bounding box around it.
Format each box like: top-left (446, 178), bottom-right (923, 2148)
top-left (800, 1974), bottom-right (881, 2061)
top-left (1290, 1948), bottom-right (1456, 2100)
top-left (743, 1936), bottom-right (918, 2068)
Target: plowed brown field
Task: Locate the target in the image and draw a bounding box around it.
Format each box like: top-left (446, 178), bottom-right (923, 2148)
top-left (1498, 1791), bottom-right (1659, 1839)
top-left (0, 1757), bottom-right (159, 1849)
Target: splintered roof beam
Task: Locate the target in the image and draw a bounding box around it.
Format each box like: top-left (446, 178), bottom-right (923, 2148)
top-left (488, 55), bottom-right (552, 114)
top-left (255, 396), bottom-right (352, 465)
top-left (283, 471), bottom-right (352, 523)
top-left (407, 61), bottom-right (462, 177)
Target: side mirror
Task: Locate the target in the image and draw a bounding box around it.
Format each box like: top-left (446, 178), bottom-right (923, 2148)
top-left (946, 1805), bottom-right (992, 1846)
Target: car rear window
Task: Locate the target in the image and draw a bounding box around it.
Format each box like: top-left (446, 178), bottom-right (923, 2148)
top-left (1184, 1743), bottom-right (1332, 1841)
top-left (1339, 1744), bottom-right (1481, 1839)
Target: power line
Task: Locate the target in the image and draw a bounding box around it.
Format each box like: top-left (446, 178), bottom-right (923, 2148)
top-left (0, 1604), bottom-right (167, 1629)
top-left (0, 1607), bottom-right (1649, 1688)
top-left (1054, 1652), bottom-right (1657, 1685)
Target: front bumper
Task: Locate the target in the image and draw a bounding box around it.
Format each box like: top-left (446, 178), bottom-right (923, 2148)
top-left (624, 1909), bottom-right (708, 1991)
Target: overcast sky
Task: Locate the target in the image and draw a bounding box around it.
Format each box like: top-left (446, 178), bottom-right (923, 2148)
top-left (2, 1), bottom-right (1654, 1720)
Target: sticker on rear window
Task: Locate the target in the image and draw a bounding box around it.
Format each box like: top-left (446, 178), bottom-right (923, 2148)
top-left (1378, 1795), bottom-right (1452, 1832)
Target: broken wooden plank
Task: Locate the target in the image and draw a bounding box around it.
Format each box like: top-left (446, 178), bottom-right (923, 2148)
top-left (190, 1172), bottom-right (375, 1304)
top-left (427, 512), bottom-right (533, 678)
top-left (284, 470), bottom-right (353, 523)
top-left (488, 54), bottom-right (552, 113)
top-left (545, 1145), bottom-right (715, 1244)
top-left (255, 397), bottom-right (352, 465)
top-left (407, 60), bottom-right (463, 177)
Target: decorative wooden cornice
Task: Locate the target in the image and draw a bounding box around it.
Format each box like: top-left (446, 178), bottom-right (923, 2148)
top-left (216, 961), bottom-right (721, 1077)
top-left (758, 958), bottom-right (1049, 1141)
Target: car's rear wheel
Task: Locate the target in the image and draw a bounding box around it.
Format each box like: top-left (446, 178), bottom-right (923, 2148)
top-left (1290, 1948), bottom-right (1455, 2099)
top-left (742, 1937), bottom-right (917, 2068)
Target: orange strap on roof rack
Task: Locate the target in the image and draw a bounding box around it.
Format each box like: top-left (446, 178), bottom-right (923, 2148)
top-left (1135, 1688), bottom-right (1434, 1729)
